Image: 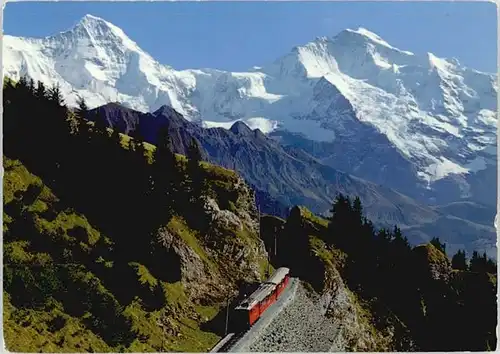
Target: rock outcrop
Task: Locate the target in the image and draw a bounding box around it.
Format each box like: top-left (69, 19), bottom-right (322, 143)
top-left (154, 172), bottom-right (269, 304)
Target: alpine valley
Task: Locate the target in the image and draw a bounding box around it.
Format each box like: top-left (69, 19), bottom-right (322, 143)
top-left (4, 14), bottom-right (498, 257)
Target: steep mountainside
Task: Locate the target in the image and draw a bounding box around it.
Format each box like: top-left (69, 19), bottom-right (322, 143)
top-left (3, 155), bottom-right (268, 352)
top-left (260, 204), bottom-right (497, 351)
top-left (89, 102), bottom-right (496, 258)
top-left (4, 14), bottom-right (497, 208)
top-left (3, 78), bottom-right (273, 352)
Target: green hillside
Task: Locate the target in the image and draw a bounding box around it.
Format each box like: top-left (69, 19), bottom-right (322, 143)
top-left (263, 199), bottom-right (497, 351)
top-left (3, 77), bottom-right (268, 352)
top-left (3, 156), bottom-right (249, 352)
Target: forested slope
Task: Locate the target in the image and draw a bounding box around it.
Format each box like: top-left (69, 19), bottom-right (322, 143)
top-left (3, 78), bottom-right (269, 352)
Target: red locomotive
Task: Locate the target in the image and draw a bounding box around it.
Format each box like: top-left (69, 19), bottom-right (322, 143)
top-left (233, 267), bottom-right (290, 330)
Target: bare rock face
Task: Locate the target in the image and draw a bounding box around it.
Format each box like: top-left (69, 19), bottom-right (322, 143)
top-left (203, 195), bottom-right (266, 284)
top-left (156, 227), bottom-right (224, 302)
top-left (203, 196), bottom-right (243, 233)
top-left (154, 175), bottom-right (268, 304)
top-left (227, 176), bottom-right (260, 234)
top-left (324, 264), bottom-right (390, 351)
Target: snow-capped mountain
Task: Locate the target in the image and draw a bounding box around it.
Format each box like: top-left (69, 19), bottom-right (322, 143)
top-left (3, 14), bottom-right (497, 208)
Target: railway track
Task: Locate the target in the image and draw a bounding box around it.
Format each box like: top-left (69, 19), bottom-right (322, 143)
top-left (214, 328), bottom-right (249, 352)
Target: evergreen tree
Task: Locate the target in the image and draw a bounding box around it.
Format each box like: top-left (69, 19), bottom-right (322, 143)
top-left (28, 78), bottom-right (35, 95)
top-left (93, 110), bottom-right (109, 138)
top-left (352, 196), bottom-right (363, 225)
top-left (76, 96), bottom-right (89, 119)
top-left (430, 237), bottom-right (446, 255)
top-left (393, 225), bottom-right (410, 250)
top-left (110, 126), bottom-right (121, 145)
top-left (451, 249), bottom-right (468, 271)
top-left (186, 137), bottom-right (204, 203)
top-left (129, 130), bottom-right (150, 199)
top-left (470, 252), bottom-right (497, 274)
top-left (48, 83), bottom-right (64, 106)
top-left (485, 258), bottom-right (496, 274)
top-left (470, 251), bottom-right (481, 272)
top-left (35, 81), bottom-right (47, 99)
top-left (327, 193), bottom-right (356, 250)
top-left (184, 137), bottom-right (208, 230)
top-left (151, 124), bottom-right (178, 226)
top-left (18, 75), bottom-right (28, 91)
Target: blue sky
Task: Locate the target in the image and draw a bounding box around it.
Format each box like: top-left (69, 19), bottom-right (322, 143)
top-left (4, 1), bottom-right (498, 73)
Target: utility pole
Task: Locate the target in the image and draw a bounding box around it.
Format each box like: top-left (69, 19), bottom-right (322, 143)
top-left (274, 229), bottom-right (277, 257)
top-left (267, 249), bottom-right (271, 278)
top-left (225, 293), bottom-right (230, 336)
top-left (258, 205), bottom-right (261, 240)
top-left (259, 205), bottom-right (270, 278)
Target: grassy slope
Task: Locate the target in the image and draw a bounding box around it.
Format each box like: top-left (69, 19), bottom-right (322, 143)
top-left (2, 157), bottom-right (232, 352)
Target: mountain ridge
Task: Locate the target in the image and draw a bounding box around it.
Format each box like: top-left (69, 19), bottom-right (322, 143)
top-left (89, 102), bottom-right (496, 258)
top-left (4, 14), bottom-right (496, 209)
top-left (4, 14), bottom-right (497, 256)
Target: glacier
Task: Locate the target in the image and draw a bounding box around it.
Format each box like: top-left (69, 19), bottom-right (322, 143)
top-left (3, 14), bottom-right (497, 191)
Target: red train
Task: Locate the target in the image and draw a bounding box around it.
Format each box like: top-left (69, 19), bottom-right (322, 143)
top-left (233, 267), bottom-right (291, 330)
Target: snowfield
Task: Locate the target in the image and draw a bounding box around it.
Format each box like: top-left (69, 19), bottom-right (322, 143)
top-left (3, 14), bottom-right (497, 186)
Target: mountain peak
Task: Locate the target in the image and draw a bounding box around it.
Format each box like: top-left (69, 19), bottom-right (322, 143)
top-left (153, 105), bottom-right (180, 117)
top-left (74, 13), bottom-right (116, 33)
top-left (335, 27), bottom-right (414, 55)
top-left (80, 13), bottom-right (107, 23)
top-left (230, 121), bottom-right (253, 136)
top-left (69, 13), bottom-right (139, 51)
top-left (345, 27), bottom-right (385, 42)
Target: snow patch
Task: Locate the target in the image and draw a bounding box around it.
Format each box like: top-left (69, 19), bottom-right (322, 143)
top-left (202, 120), bottom-right (236, 130)
top-left (202, 117), bottom-right (278, 134)
top-left (245, 117), bottom-right (279, 133)
top-left (424, 157), bottom-right (469, 182)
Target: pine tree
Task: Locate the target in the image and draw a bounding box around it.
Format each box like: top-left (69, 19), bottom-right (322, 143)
top-left (352, 196), bottom-right (363, 225)
top-left (430, 237), bottom-right (446, 255)
top-left (186, 137), bottom-right (204, 202)
top-left (184, 137), bottom-right (209, 230)
top-left (75, 96), bottom-right (92, 147)
top-left (392, 225), bottom-right (410, 250)
top-left (28, 78), bottom-right (35, 95)
top-left (3, 78), bottom-right (20, 150)
top-left (93, 110), bottom-right (109, 138)
top-left (451, 249), bottom-right (468, 271)
top-left (471, 252), bottom-right (497, 274)
top-left (76, 96), bottom-right (89, 120)
top-left (327, 193), bottom-right (352, 249)
top-left (35, 81), bottom-right (47, 99)
top-left (18, 75), bottom-right (28, 90)
top-left (110, 126), bottom-right (121, 145)
top-left (470, 251), bottom-right (481, 272)
top-left (48, 83), bottom-right (64, 106)
top-left (151, 124), bottom-right (178, 226)
top-left (132, 131), bottom-right (147, 161)
top-left (485, 257), bottom-right (496, 274)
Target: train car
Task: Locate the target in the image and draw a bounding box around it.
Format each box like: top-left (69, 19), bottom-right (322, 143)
top-left (233, 267), bottom-right (290, 331)
top-left (265, 267), bottom-right (290, 297)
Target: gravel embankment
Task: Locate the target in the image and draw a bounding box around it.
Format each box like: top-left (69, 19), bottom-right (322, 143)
top-left (245, 282), bottom-right (341, 352)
